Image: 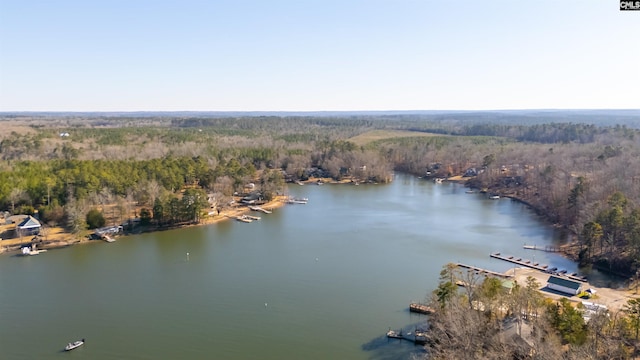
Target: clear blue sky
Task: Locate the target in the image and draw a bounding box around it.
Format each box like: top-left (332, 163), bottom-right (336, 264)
top-left (0, 0), bottom-right (638, 111)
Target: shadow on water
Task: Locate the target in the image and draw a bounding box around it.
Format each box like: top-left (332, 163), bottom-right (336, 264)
top-left (362, 322), bottom-right (428, 360)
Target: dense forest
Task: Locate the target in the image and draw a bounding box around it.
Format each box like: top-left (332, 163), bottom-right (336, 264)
top-left (2, 112), bottom-right (640, 277)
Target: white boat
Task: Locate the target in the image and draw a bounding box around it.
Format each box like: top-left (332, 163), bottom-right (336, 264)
top-left (489, 195), bottom-right (500, 200)
top-left (65, 338), bottom-right (85, 351)
top-left (236, 215), bottom-right (253, 223)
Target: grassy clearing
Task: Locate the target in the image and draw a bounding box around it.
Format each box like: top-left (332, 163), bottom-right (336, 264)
top-left (348, 129), bottom-right (446, 146)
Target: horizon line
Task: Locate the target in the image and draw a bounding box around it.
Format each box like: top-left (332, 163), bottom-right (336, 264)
top-left (2, 108), bottom-right (640, 114)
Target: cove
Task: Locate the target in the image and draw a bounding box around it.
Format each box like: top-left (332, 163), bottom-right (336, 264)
top-left (0, 174), bottom-right (585, 359)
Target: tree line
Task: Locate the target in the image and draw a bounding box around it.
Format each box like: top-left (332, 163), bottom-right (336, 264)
top-left (2, 115), bottom-right (640, 276)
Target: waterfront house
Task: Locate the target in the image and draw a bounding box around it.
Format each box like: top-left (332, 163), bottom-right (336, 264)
top-left (16, 216), bottom-right (41, 237)
top-left (546, 275), bottom-right (582, 295)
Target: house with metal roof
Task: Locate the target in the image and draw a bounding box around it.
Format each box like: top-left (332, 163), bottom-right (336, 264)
top-left (16, 216), bottom-right (41, 237)
top-left (546, 275), bottom-right (582, 295)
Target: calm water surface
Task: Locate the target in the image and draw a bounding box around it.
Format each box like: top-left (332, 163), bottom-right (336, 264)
top-left (1, 174), bottom-right (583, 359)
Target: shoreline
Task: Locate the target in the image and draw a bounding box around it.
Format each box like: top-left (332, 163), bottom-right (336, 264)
top-left (0, 196), bottom-right (288, 255)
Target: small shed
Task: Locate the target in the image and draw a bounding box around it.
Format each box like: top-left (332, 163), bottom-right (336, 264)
top-left (17, 216), bottom-right (41, 237)
top-left (547, 275), bottom-right (582, 295)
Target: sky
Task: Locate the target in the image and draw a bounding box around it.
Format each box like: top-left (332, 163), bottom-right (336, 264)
top-left (0, 0), bottom-right (638, 112)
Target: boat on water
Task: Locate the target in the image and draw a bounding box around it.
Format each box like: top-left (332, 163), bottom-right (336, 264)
top-left (236, 215), bottom-right (253, 223)
top-left (386, 329), bottom-right (403, 339)
top-left (489, 195), bottom-right (500, 199)
top-left (286, 197), bottom-right (308, 204)
top-left (65, 339), bottom-right (85, 351)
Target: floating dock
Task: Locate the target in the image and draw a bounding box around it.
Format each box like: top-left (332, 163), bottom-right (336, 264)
top-left (490, 253), bottom-right (587, 282)
top-left (286, 197), bottom-right (308, 204)
top-left (409, 303), bottom-right (435, 314)
top-left (490, 253), bottom-right (548, 271)
top-left (386, 328), bottom-right (427, 345)
top-left (248, 206), bottom-right (272, 214)
top-left (523, 244), bottom-right (561, 252)
top-left (456, 263), bottom-right (513, 278)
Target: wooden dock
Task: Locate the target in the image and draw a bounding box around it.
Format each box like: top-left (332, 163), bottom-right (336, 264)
top-left (490, 253), bottom-right (588, 282)
top-left (248, 206), bottom-right (272, 214)
top-left (387, 328), bottom-right (427, 345)
top-left (490, 253), bottom-right (548, 272)
top-left (456, 263), bottom-right (513, 278)
top-left (409, 303), bottom-right (435, 315)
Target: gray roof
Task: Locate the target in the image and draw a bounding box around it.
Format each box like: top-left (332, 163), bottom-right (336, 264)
top-left (17, 216), bottom-right (41, 229)
top-left (547, 275), bottom-right (581, 290)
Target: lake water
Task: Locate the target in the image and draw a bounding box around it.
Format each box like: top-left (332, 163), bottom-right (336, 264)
top-left (0, 174), bottom-right (588, 359)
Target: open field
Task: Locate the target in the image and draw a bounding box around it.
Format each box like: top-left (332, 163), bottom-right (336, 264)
top-left (348, 129), bottom-right (445, 146)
